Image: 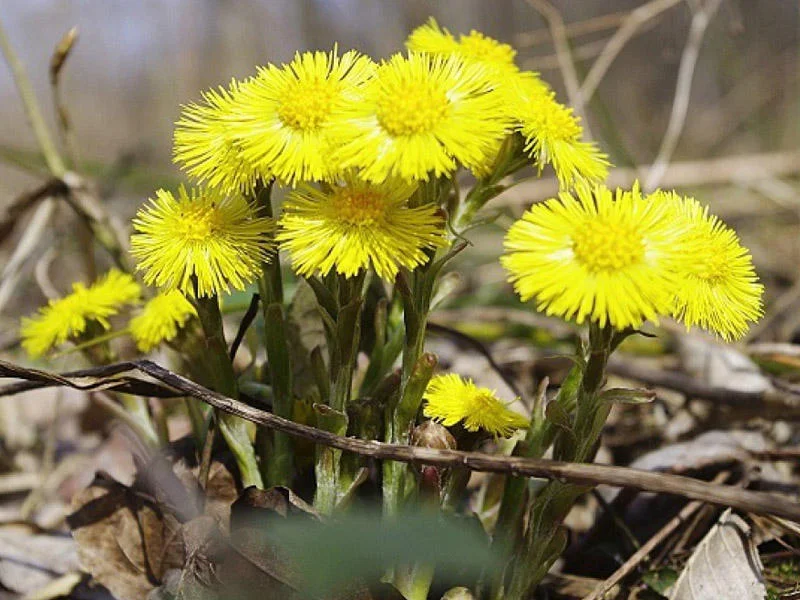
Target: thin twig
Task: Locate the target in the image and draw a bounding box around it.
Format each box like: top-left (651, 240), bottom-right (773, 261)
top-left (606, 359), bottom-right (800, 417)
top-left (514, 9), bottom-right (631, 47)
top-left (644, 0), bottom-right (723, 190)
top-left (583, 471), bottom-right (729, 600)
top-left (499, 150), bottom-right (800, 207)
top-left (49, 27), bottom-right (80, 168)
top-left (580, 0), bottom-right (685, 102)
top-left (525, 0), bottom-right (590, 136)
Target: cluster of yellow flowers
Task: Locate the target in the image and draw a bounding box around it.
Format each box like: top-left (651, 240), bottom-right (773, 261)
top-left (130, 19), bottom-right (610, 301)
top-left (19, 20), bottom-right (763, 439)
top-left (503, 184), bottom-right (763, 340)
top-left (21, 271), bottom-right (196, 357)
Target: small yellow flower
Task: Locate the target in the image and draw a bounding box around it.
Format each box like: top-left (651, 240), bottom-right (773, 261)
top-left (173, 79), bottom-right (262, 193)
top-left (406, 18), bottom-right (519, 79)
top-left (423, 373), bottom-right (529, 438)
top-left (502, 184), bottom-right (682, 329)
top-left (277, 175), bottom-right (445, 280)
top-left (129, 290), bottom-right (197, 352)
top-left (20, 269), bottom-right (141, 358)
top-left (330, 52), bottom-right (509, 182)
top-left (227, 49), bottom-right (375, 185)
top-left (130, 186), bottom-right (275, 297)
top-left (508, 80), bottom-right (609, 187)
top-left (659, 192), bottom-right (763, 340)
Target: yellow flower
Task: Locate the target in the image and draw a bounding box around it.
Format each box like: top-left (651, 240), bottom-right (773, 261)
top-left (406, 18), bottom-right (519, 79)
top-left (330, 52), bottom-right (509, 182)
top-left (660, 192), bottom-right (763, 340)
top-left (173, 79), bottom-right (262, 193)
top-left (277, 175), bottom-right (445, 280)
top-left (423, 373), bottom-right (529, 438)
top-left (227, 49), bottom-right (375, 185)
top-left (502, 184), bottom-right (682, 329)
top-left (20, 269), bottom-right (141, 358)
top-left (129, 290), bottom-right (197, 352)
top-left (130, 186), bottom-right (275, 297)
top-left (508, 80), bottom-right (609, 187)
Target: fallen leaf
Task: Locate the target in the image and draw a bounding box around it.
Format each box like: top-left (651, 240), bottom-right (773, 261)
top-left (670, 510), bottom-right (766, 600)
top-left (69, 477), bottom-right (184, 600)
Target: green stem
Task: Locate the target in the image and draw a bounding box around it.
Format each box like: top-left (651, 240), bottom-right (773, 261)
top-left (194, 294), bottom-right (262, 489)
top-left (505, 324), bottom-right (615, 598)
top-left (255, 181), bottom-right (292, 486)
top-left (119, 395), bottom-right (159, 447)
top-left (383, 353), bottom-right (436, 517)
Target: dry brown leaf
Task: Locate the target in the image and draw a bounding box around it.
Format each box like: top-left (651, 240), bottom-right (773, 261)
top-left (670, 509), bottom-right (766, 600)
top-left (69, 480), bottom-right (184, 600)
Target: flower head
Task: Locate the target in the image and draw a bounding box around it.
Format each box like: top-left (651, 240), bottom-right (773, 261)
top-left (227, 49), bottom-right (375, 184)
top-left (277, 175), bottom-right (445, 280)
top-left (423, 373), bottom-right (529, 438)
top-left (330, 52), bottom-right (509, 182)
top-left (129, 290), bottom-right (197, 352)
top-left (173, 79), bottom-right (262, 193)
top-left (20, 269), bottom-right (140, 358)
top-left (502, 184), bottom-right (683, 329)
top-left (660, 192), bottom-right (763, 340)
top-left (507, 80), bottom-right (609, 187)
top-left (406, 19), bottom-right (519, 79)
top-left (130, 186), bottom-right (275, 297)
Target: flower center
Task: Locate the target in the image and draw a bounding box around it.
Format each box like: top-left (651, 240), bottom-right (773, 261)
top-left (178, 203), bottom-right (220, 241)
top-left (332, 188), bottom-right (386, 225)
top-left (377, 82), bottom-right (449, 136)
top-left (572, 219), bottom-right (644, 273)
top-left (691, 248), bottom-right (731, 284)
top-left (277, 79), bottom-right (337, 131)
top-left (529, 100), bottom-right (582, 142)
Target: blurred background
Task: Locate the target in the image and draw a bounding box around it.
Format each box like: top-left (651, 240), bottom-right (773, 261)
top-left (0, 1), bottom-right (798, 321)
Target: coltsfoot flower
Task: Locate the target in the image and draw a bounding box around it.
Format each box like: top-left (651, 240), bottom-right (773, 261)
top-left (20, 269), bottom-right (140, 358)
top-left (508, 81), bottom-right (609, 187)
top-left (227, 49), bottom-right (375, 185)
top-left (129, 290), bottom-right (197, 352)
top-left (277, 175), bottom-right (445, 280)
top-left (173, 79), bottom-right (262, 193)
top-left (130, 185), bottom-right (275, 297)
top-left (331, 52), bottom-right (509, 182)
top-left (423, 373), bottom-right (529, 438)
top-left (660, 191), bottom-right (764, 340)
top-left (406, 18), bottom-right (520, 79)
top-left (502, 184), bottom-right (682, 329)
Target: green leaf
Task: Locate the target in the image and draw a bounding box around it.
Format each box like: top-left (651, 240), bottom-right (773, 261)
top-left (599, 387), bottom-right (656, 404)
top-left (642, 567), bottom-right (678, 595)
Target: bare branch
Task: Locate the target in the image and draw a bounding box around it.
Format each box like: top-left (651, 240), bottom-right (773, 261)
top-left (2, 358), bottom-right (800, 522)
top-left (645, 0), bottom-right (723, 190)
top-left (580, 0), bottom-right (685, 102)
top-left (498, 150), bottom-right (800, 208)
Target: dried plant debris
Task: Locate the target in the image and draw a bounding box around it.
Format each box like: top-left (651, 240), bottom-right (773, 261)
top-left (670, 510), bottom-right (767, 600)
top-left (0, 523), bottom-right (79, 595)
